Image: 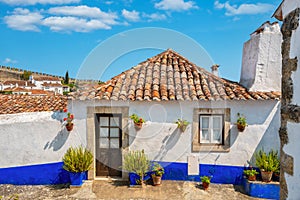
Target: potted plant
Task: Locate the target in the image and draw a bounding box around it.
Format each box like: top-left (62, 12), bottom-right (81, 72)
top-left (122, 150), bottom-right (150, 187)
top-left (200, 176), bottom-right (211, 190)
top-left (236, 113), bottom-right (247, 132)
top-left (130, 114), bottom-right (145, 129)
top-left (63, 109), bottom-right (74, 131)
top-left (62, 146), bottom-right (93, 186)
top-left (255, 149), bottom-right (279, 182)
top-left (151, 162), bottom-right (164, 186)
top-left (243, 169), bottom-right (259, 181)
top-left (175, 119), bottom-right (190, 132)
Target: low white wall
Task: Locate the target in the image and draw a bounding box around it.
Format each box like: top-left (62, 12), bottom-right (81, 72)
top-left (0, 111), bottom-right (84, 168)
top-left (70, 99), bottom-right (280, 167)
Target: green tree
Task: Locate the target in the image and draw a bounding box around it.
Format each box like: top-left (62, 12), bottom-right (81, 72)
top-left (21, 70), bottom-right (32, 80)
top-left (64, 70), bottom-right (69, 84)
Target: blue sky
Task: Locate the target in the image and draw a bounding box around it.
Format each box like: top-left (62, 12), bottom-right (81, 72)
top-left (0, 0), bottom-right (281, 82)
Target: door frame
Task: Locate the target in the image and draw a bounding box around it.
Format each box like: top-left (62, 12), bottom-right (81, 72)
top-left (87, 106), bottom-right (129, 180)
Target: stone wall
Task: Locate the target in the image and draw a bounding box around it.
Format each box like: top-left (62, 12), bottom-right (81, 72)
top-left (280, 7), bottom-right (300, 200)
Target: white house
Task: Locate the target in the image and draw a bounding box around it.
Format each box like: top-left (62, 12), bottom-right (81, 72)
top-left (30, 76), bottom-right (63, 94)
top-left (69, 29), bottom-right (281, 183)
top-left (273, 0), bottom-right (300, 199)
top-left (2, 80), bottom-right (37, 91)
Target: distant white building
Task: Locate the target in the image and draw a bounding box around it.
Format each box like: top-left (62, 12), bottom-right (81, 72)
top-left (30, 76), bottom-right (64, 95)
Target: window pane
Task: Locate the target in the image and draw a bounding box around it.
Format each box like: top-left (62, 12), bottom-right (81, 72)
top-left (110, 128), bottom-right (119, 137)
top-left (201, 117), bottom-right (209, 129)
top-left (100, 138), bottom-right (109, 148)
top-left (100, 128), bottom-right (109, 137)
top-left (100, 117), bottom-right (109, 126)
top-left (213, 130), bottom-right (221, 142)
top-left (201, 130), bottom-right (209, 141)
top-left (213, 117), bottom-right (221, 129)
top-left (111, 117), bottom-right (120, 127)
top-left (110, 138), bottom-right (119, 148)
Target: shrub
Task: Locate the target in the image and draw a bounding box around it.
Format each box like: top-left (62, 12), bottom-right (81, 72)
top-left (255, 149), bottom-right (279, 172)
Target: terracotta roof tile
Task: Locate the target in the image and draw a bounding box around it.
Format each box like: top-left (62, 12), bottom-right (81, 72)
top-left (33, 76), bottom-right (60, 81)
top-left (0, 94), bottom-right (67, 114)
top-left (69, 49), bottom-right (281, 101)
top-left (42, 83), bottom-right (63, 87)
top-left (3, 80), bottom-right (36, 87)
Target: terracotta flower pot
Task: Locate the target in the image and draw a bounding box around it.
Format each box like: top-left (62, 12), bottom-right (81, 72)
top-left (134, 122), bottom-right (143, 129)
top-left (179, 125), bottom-right (187, 132)
top-left (152, 174), bottom-right (162, 186)
top-left (202, 182), bottom-right (209, 190)
top-left (248, 175), bottom-right (256, 181)
top-left (261, 171), bottom-right (273, 182)
top-left (66, 123), bottom-right (74, 131)
top-left (237, 123), bottom-right (246, 132)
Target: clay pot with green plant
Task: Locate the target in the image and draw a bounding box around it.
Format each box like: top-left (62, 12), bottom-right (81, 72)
top-left (243, 169), bottom-right (259, 181)
top-left (130, 114), bottom-right (145, 129)
top-left (151, 162), bottom-right (164, 186)
top-left (175, 119), bottom-right (190, 132)
top-left (255, 149), bottom-right (280, 182)
top-left (200, 176), bottom-right (211, 190)
top-left (236, 113), bottom-right (247, 132)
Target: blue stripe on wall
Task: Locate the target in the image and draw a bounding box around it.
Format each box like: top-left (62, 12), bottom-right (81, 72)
top-left (0, 161), bottom-right (245, 185)
top-left (0, 162), bottom-right (69, 185)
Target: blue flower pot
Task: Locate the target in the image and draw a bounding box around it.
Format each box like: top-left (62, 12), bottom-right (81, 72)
top-left (69, 171), bottom-right (87, 186)
top-left (129, 172), bottom-right (151, 186)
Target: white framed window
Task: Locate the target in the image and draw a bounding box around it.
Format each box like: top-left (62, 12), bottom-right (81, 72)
top-left (199, 115), bottom-right (223, 144)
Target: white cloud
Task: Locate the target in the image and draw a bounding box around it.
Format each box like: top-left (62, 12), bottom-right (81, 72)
top-left (42, 16), bottom-right (111, 32)
top-left (4, 8), bottom-right (43, 31)
top-left (0, 0), bottom-right (79, 5)
top-left (122, 9), bottom-right (140, 22)
top-left (143, 13), bottom-right (167, 21)
top-left (3, 58), bottom-right (17, 64)
top-left (214, 1), bottom-right (274, 16)
top-left (48, 5), bottom-right (118, 25)
top-left (154, 0), bottom-right (197, 11)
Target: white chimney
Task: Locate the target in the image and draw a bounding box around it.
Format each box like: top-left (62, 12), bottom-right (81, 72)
top-left (211, 64), bottom-right (219, 77)
top-left (240, 21), bottom-right (282, 92)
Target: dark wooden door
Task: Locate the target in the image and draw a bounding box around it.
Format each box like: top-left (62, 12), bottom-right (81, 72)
top-left (96, 114), bottom-right (122, 177)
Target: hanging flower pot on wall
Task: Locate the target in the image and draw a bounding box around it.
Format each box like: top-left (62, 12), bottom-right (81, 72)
top-left (236, 113), bottom-right (247, 132)
top-left (175, 119), bottom-right (190, 132)
top-left (66, 123), bottom-right (74, 131)
top-left (130, 114), bottom-right (145, 130)
top-left (63, 109), bottom-right (74, 132)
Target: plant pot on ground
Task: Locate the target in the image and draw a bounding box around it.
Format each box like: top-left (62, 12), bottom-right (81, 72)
top-left (200, 176), bottom-right (211, 190)
top-left (122, 150), bottom-right (150, 187)
top-left (151, 162), bottom-right (164, 186)
top-left (255, 149), bottom-right (280, 182)
top-left (62, 146), bottom-right (93, 186)
top-left (243, 169), bottom-right (259, 181)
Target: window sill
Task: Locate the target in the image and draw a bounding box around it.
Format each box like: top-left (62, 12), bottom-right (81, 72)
top-left (192, 142), bottom-right (230, 152)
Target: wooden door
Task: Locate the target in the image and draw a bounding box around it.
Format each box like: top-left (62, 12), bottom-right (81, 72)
top-left (96, 114), bottom-right (122, 177)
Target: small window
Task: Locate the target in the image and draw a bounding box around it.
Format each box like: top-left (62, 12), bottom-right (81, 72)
top-left (199, 115), bottom-right (223, 144)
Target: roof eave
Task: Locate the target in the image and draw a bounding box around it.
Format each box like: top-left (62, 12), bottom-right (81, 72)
top-left (272, 1), bottom-right (284, 21)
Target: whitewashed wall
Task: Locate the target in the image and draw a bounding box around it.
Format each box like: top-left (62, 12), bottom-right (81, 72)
top-left (0, 111), bottom-right (84, 168)
top-left (70, 99), bottom-right (280, 167)
top-left (281, 0), bottom-right (300, 199)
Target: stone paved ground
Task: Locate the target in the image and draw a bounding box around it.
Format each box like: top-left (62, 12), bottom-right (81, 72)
top-left (0, 180), bottom-right (263, 200)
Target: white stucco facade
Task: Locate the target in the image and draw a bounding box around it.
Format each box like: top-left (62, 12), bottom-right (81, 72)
top-left (0, 111), bottom-right (84, 168)
top-left (240, 22), bottom-right (282, 92)
top-left (69, 99), bottom-right (280, 168)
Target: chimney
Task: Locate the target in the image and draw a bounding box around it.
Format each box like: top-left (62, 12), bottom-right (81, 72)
top-left (211, 64), bottom-right (219, 77)
top-left (240, 21), bottom-right (282, 92)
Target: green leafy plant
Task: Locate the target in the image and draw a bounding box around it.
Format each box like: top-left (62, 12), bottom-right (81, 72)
top-left (236, 113), bottom-right (247, 126)
top-left (255, 149), bottom-right (280, 172)
top-left (243, 169), bottom-right (259, 176)
top-left (130, 114), bottom-right (145, 124)
top-left (62, 146), bottom-right (93, 173)
top-left (151, 162), bottom-right (164, 177)
top-left (200, 176), bottom-right (211, 184)
top-left (122, 150), bottom-right (150, 185)
top-left (175, 119), bottom-right (190, 132)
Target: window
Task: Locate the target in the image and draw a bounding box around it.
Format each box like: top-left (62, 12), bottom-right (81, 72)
top-left (200, 115), bottom-right (223, 144)
top-left (192, 108), bottom-right (230, 152)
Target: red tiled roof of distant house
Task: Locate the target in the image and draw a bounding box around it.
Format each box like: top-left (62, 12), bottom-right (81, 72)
top-left (3, 80), bottom-right (36, 87)
top-left (69, 49), bottom-right (281, 101)
top-left (0, 94), bottom-right (67, 114)
top-left (42, 83), bottom-right (63, 87)
top-left (31, 89), bottom-right (54, 95)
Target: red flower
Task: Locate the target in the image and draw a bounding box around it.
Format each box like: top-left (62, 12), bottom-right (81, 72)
top-left (63, 108), bottom-right (67, 112)
top-left (70, 114), bottom-right (74, 119)
top-left (139, 118), bottom-right (143, 122)
top-left (63, 118), bottom-right (67, 121)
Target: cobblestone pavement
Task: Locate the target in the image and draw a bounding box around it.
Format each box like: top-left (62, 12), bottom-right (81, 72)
top-left (0, 180), bottom-right (263, 200)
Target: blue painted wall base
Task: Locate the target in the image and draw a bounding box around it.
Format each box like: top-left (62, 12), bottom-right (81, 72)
top-left (0, 162), bottom-right (69, 185)
top-left (242, 177), bottom-right (279, 199)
